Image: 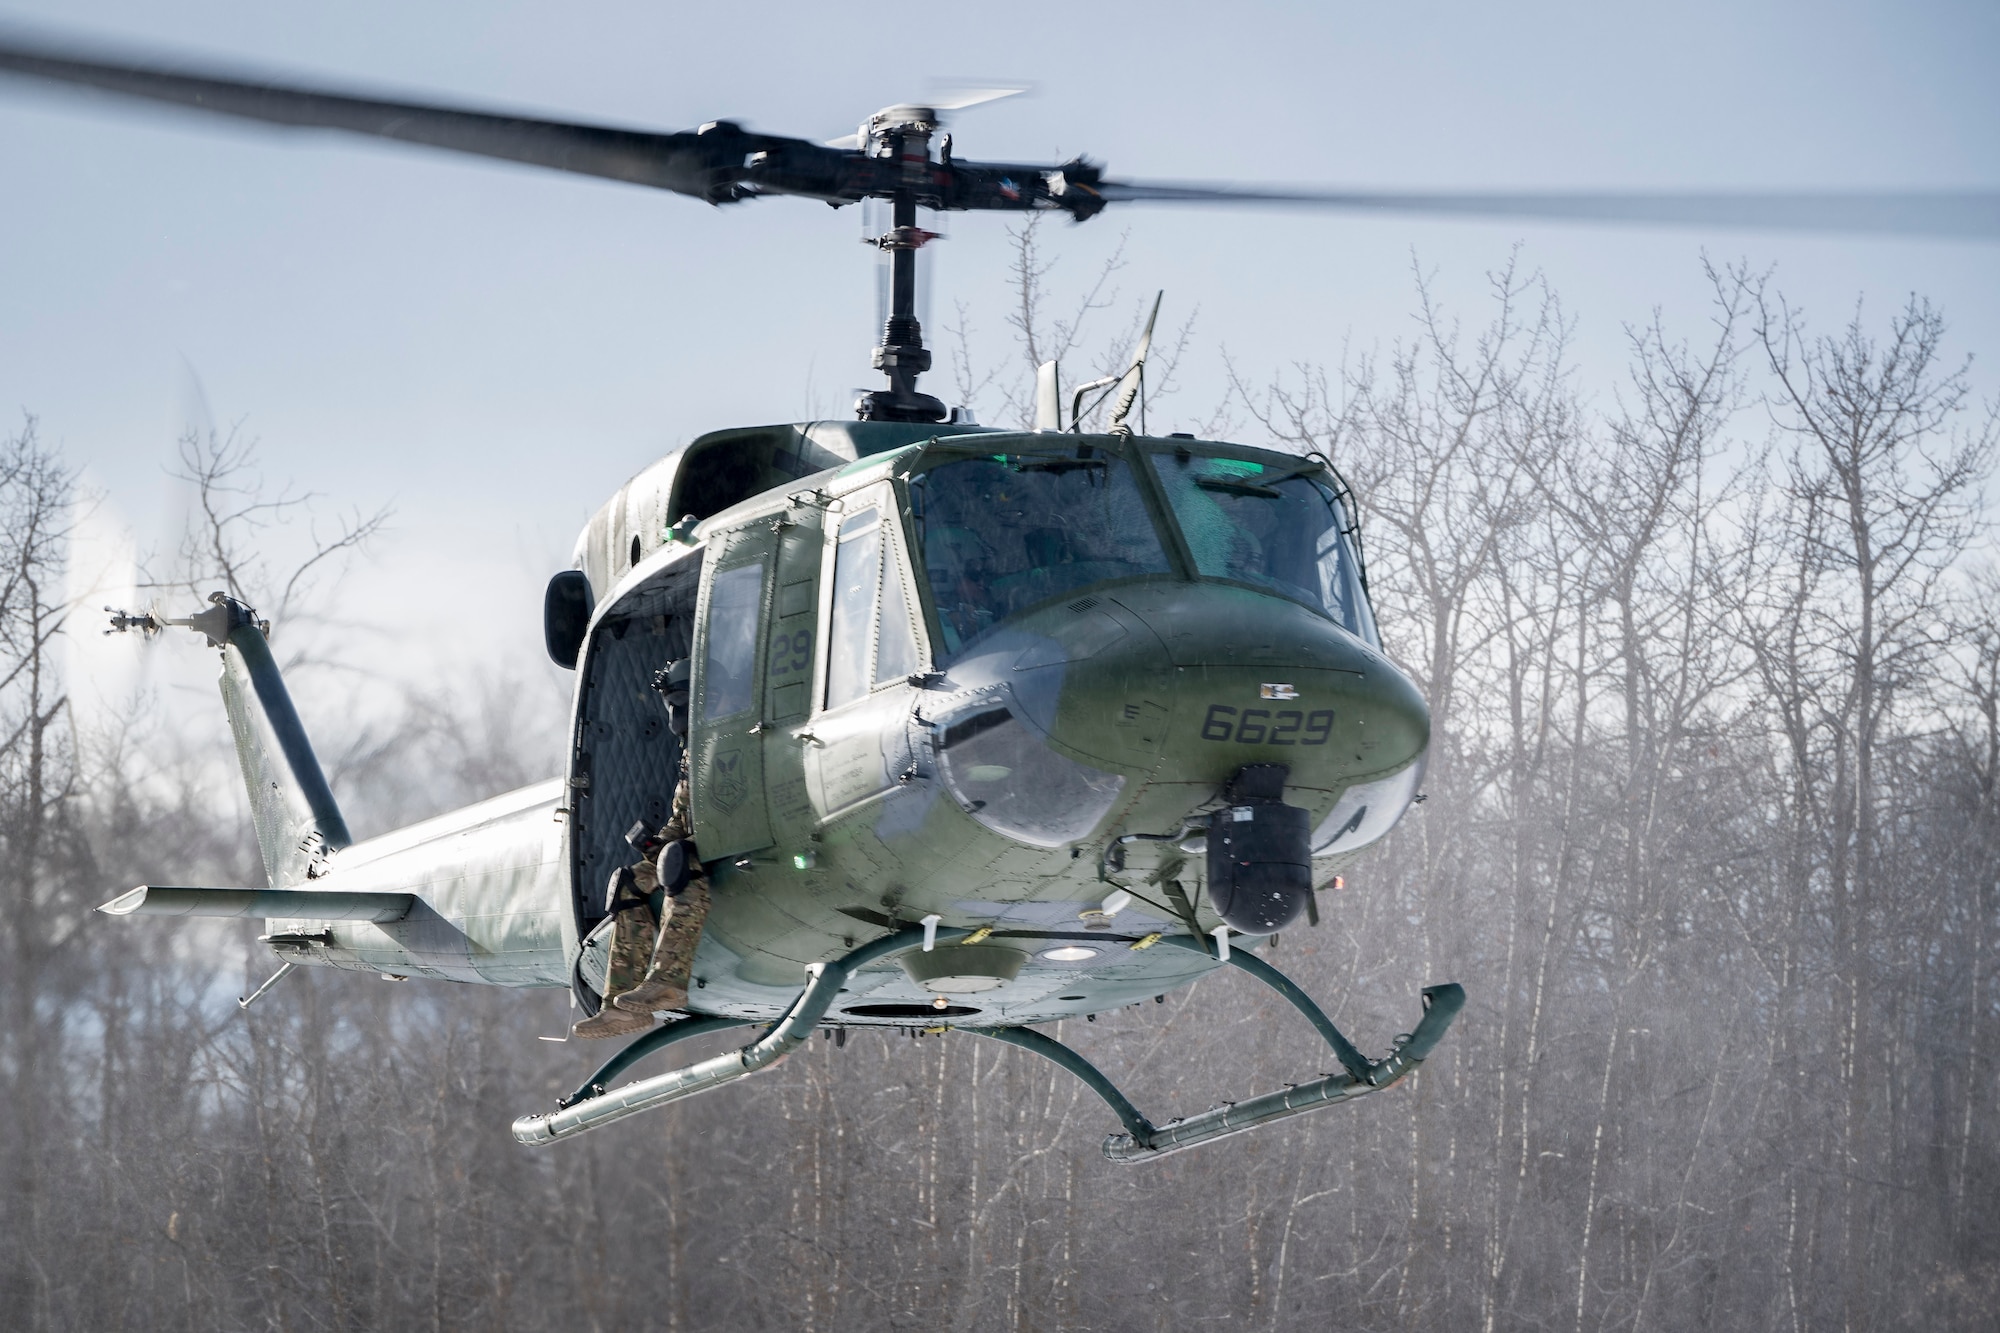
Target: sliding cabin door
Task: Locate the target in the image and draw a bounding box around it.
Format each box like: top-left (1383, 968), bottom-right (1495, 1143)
top-left (689, 525), bottom-right (775, 858)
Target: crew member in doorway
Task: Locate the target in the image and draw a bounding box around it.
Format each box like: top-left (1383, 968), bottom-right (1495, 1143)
top-left (609, 769), bottom-right (711, 1016)
top-left (569, 838), bottom-right (664, 1040)
top-left (571, 660), bottom-right (714, 1039)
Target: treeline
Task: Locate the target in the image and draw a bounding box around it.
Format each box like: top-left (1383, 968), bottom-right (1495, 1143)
top-left (2, 260), bottom-right (1996, 1330)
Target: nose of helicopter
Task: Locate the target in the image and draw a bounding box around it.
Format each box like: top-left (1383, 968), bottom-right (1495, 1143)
top-left (1099, 581), bottom-right (1429, 801)
top-left (933, 579), bottom-right (1427, 863)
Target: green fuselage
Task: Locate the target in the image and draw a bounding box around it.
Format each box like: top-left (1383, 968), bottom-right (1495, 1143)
top-left (568, 428), bottom-right (1429, 1027)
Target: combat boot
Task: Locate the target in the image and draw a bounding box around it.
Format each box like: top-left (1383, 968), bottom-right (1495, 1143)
top-left (615, 874), bottom-right (709, 1014)
top-left (571, 1002), bottom-right (654, 1040)
top-left (612, 976), bottom-right (687, 1014)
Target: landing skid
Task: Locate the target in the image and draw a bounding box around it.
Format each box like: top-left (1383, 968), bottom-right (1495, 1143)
top-left (513, 923), bottom-right (972, 1144)
top-left (980, 935), bottom-right (1463, 1162)
top-left (512, 927), bottom-right (1463, 1160)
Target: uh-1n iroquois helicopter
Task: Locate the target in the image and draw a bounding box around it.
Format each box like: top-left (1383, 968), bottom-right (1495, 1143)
top-left (6, 28), bottom-right (1994, 1158)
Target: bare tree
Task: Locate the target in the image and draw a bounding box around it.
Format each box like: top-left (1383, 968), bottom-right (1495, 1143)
top-left (160, 422), bottom-right (392, 637)
top-left (8, 263), bottom-right (2000, 1332)
top-left (948, 216), bottom-right (1200, 431)
top-left (0, 417), bottom-right (91, 1327)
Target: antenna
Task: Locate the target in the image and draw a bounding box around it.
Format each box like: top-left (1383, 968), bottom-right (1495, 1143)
top-left (1034, 360), bottom-right (1063, 430)
top-left (1106, 292), bottom-right (1163, 436)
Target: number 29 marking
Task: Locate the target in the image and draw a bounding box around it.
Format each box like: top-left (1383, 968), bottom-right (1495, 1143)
top-left (769, 628), bottom-right (813, 676)
top-left (1200, 704), bottom-right (1333, 746)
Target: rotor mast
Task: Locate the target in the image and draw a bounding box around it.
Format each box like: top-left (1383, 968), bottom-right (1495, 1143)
top-left (859, 190), bottom-right (947, 422)
top-left (857, 108), bottom-right (949, 423)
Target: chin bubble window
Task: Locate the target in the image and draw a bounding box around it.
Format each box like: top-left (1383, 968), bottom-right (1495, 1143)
top-left (1311, 754), bottom-right (1425, 856)
top-left (934, 704), bottom-right (1125, 848)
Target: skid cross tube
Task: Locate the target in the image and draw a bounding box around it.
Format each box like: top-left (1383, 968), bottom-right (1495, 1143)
top-left (513, 923), bottom-right (968, 1145)
top-left (1156, 932), bottom-right (1377, 1082)
top-left (972, 1026), bottom-right (1154, 1142)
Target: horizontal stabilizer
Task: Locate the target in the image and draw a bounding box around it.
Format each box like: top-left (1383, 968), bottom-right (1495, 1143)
top-left (98, 885), bottom-right (413, 922)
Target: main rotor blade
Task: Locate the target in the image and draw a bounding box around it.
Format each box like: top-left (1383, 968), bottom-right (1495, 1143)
top-left (0, 29), bottom-right (772, 200)
top-left (4, 27), bottom-right (1991, 241)
top-left (1094, 181), bottom-right (2000, 240)
top-left (929, 85), bottom-right (1028, 113)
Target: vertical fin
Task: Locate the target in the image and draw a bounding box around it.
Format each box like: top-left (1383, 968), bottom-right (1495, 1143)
top-left (186, 595), bottom-right (351, 887)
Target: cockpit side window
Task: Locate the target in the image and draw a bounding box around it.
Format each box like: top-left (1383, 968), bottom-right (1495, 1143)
top-left (824, 505), bottom-right (924, 709)
top-left (1148, 450), bottom-right (1379, 643)
top-left (907, 449), bottom-right (1172, 659)
top-left (826, 510), bottom-right (882, 709)
top-left (874, 544), bottom-right (921, 685)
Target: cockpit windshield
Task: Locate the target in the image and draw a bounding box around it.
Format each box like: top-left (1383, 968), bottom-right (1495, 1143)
top-left (1146, 450), bottom-right (1378, 643)
top-left (908, 448), bottom-right (1172, 657)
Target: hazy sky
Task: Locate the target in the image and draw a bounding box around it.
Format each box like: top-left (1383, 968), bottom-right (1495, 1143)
top-left (2, 0), bottom-right (1995, 750)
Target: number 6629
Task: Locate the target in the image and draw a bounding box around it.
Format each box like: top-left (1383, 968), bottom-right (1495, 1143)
top-left (1199, 704), bottom-right (1333, 746)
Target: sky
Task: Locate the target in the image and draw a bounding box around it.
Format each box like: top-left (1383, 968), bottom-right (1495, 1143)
top-left (1, 0), bottom-right (1996, 769)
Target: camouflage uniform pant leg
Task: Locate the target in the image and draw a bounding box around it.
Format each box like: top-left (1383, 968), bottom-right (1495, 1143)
top-left (644, 872), bottom-right (710, 992)
top-left (645, 773), bottom-right (705, 989)
top-left (601, 861), bottom-right (661, 1002)
top-left (660, 777), bottom-right (693, 846)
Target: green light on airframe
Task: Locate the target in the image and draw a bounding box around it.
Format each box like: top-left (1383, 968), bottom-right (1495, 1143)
top-left (1206, 458), bottom-right (1265, 478)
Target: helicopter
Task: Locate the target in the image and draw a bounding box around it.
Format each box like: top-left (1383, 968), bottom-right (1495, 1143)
top-left (5, 27), bottom-right (1990, 1159)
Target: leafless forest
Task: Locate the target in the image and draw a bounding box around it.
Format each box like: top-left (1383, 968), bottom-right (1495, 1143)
top-left (4, 256), bottom-right (1998, 1330)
